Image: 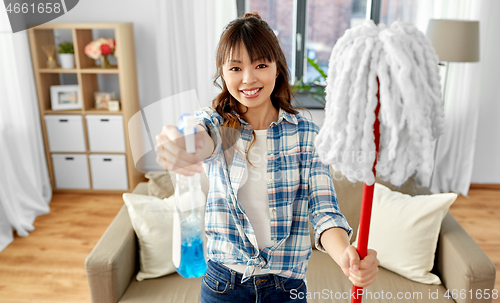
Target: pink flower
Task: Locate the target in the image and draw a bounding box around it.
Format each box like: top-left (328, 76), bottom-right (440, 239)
top-left (85, 42), bottom-right (100, 59)
top-left (84, 38), bottom-right (117, 59)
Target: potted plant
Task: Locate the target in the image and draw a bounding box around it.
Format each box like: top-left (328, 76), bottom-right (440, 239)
top-left (58, 42), bottom-right (74, 69)
top-left (292, 57), bottom-right (327, 108)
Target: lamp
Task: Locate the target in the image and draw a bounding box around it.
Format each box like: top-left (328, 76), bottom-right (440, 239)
top-left (427, 19), bottom-right (480, 62)
top-left (426, 19), bottom-right (480, 186)
top-left (426, 19), bottom-right (480, 101)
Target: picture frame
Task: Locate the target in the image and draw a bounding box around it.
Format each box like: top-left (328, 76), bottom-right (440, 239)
top-left (94, 92), bottom-right (116, 110)
top-left (108, 100), bottom-right (120, 111)
top-left (50, 85), bottom-right (82, 110)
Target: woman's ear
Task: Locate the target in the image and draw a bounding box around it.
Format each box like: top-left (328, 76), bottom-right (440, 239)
top-left (276, 70), bottom-right (280, 78)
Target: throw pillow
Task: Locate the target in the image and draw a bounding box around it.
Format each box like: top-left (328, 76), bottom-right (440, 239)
top-left (352, 183), bottom-right (457, 284)
top-left (145, 171), bottom-right (210, 199)
top-left (122, 193), bottom-right (177, 281)
top-left (145, 171), bottom-right (175, 199)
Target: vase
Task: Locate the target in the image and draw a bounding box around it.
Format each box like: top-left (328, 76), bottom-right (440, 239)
top-left (47, 56), bottom-right (57, 68)
top-left (100, 55), bottom-right (111, 68)
top-left (59, 54), bottom-right (74, 69)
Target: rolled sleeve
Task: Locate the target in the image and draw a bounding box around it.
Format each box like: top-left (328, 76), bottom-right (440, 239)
top-left (194, 107), bottom-right (223, 165)
top-left (308, 132), bottom-right (352, 253)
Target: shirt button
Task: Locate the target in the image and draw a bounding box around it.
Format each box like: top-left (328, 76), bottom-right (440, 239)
top-left (267, 179), bottom-right (274, 184)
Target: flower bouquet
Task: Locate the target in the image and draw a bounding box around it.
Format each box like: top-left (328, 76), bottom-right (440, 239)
top-left (84, 38), bottom-right (116, 68)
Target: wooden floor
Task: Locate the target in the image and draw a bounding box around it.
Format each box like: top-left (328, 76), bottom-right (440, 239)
top-left (0, 193), bottom-right (124, 303)
top-left (0, 189), bottom-right (498, 303)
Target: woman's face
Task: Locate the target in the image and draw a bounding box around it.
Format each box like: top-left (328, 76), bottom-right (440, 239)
top-left (222, 43), bottom-right (279, 111)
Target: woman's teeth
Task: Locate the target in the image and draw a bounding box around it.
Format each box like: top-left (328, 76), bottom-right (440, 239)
top-left (242, 88), bottom-right (261, 95)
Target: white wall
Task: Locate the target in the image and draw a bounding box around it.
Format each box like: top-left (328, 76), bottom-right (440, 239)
top-left (52, 0), bottom-right (163, 110)
top-left (51, 0), bottom-right (181, 172)
top-left (471, 0), bottom-right (500, 183)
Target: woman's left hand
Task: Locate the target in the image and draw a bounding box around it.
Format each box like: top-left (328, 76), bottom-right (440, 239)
top-left (339, 246), bottom-right (379, 287)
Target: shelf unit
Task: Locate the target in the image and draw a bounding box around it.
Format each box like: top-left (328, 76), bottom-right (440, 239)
top-left (28, 22), bottom-right (144, 193)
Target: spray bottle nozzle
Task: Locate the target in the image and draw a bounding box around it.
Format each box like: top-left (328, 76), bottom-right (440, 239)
top-left (177, 114), bottom-right (197, 154)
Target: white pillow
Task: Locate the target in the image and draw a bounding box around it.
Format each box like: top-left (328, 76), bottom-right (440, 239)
top-left (122, 193), bottom-right (177, 281)
top-left (352, 183), bottom-right (457, 284)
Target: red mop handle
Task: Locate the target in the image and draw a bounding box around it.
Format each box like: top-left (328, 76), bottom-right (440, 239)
top-left (351, 81), bottom-right (381, 303)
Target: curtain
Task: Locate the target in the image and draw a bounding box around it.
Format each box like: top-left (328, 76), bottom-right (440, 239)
top-left (0, 7), bottom-right (52, 252)
top-left (145, 0), bottom-right (237, 142)
top-left (413, 0), bottom-right (493, 195)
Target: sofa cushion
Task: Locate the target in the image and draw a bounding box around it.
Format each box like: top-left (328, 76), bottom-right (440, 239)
top-left (133, 182), bottom-right (149, 195)
top-left (352, 183), bottom-right (457, 285)
top-left (117, 251), bottom-right (456, 303)
top-left (145, 171), bottom-right (210, 199)
top-left (119, 273), bottom-right (202, 303)
top-left (145, 172), bottom-right (175, 199)
top-left (122, 193), bottom-right (177, 281)
top-left (306, 250), bottom-right (455, 303)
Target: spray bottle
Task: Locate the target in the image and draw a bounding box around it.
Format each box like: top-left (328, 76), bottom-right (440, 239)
top-left (171, 114), bottom-right (207, 278)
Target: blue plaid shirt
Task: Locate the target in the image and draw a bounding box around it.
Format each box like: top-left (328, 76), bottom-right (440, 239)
top-left (194, 106), bottom-right (352, 283)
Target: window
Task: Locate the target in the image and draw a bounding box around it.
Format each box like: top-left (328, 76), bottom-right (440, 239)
top-left (236, 0), bottom-right (421, 108)
top-left (240, 0), bottom-right (368, 87)
top-left (246, 0), bottom-right (295, 75)
top-left (305, 0), bottom-right (367, 83)
top-left (379, 0), bottom-right (420, 25)
top-left (237, 0), bottom-right (370, 109)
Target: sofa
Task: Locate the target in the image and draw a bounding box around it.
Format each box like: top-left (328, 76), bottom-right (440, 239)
top-left (85, 170), bottom-right (496, 303)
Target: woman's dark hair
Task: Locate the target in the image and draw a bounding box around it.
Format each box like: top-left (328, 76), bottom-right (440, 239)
top-left (212, 12), bottom-right (301, 166)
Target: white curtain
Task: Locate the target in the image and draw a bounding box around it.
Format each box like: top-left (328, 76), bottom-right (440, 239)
top-left (414, 0), bottom-right (492, 195)
top-left (148, 0), bottom-right (237, 139)
top-left (0, 7), bottom-right (52, 252)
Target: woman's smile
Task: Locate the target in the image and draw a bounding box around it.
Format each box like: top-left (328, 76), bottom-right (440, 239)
top-left (240, 87), bottom-right (263, 98)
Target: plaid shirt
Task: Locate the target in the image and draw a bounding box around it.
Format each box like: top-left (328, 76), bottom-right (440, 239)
top-left (194, 106), bottom-right (352, 283)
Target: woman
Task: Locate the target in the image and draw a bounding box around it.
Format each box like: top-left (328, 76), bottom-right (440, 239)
top-left (155, 12), bottom-right (379, 303)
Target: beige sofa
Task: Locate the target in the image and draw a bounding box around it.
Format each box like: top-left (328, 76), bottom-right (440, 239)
top-left (85, 172), bottom-right (496, 303)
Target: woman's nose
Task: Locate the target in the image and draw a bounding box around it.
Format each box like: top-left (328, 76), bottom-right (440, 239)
top-left (243, 69), bottom-right (257, 84)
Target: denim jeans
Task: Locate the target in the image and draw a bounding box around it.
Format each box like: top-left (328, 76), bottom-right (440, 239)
top-left (200, 260), bottom-right (307, 303)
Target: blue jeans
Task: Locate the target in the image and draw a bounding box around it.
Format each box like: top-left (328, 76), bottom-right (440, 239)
top-left (200, 260), bottom-right (307, 303)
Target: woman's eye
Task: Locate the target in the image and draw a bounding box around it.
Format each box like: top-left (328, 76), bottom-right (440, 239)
top-left (257, 64), bottom-right (267, 68)
top-left (230, 67), bottom-right (240, 71)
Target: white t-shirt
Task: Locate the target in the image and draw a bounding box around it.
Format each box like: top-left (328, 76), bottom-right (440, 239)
top-left (225, 129), bottom-right (279, 274)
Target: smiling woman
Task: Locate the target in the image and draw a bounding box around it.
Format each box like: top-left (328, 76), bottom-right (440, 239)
top-left (154, 12), bottom-right (379, 303)
top-left (222, 44), bottom-right (280, 129)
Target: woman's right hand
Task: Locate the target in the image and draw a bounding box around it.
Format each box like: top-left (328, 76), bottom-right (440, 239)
top-left (155, 124), bottom-right (210, 176)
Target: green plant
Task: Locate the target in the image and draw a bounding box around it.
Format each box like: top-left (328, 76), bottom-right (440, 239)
top-left (58, 42), bottom-right (74, 54)
top-left (292, 57), bottom-right (327, 105)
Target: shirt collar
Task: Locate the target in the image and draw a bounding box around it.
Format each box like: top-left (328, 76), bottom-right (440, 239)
top-left (231, 107), bottom-right (298, 127)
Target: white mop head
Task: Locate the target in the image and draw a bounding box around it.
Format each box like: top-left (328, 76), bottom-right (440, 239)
top-left (315, 20), bottom-right (444, 186)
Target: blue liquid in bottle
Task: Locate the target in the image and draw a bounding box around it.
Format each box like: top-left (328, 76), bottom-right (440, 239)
top-left (174, 114), bottom-right (207, 278)
top-left (176, 218), bottom-right (207, 278)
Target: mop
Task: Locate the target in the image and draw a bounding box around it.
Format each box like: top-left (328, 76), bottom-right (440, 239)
top-left (315, 20), bottom-right (444, 303)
